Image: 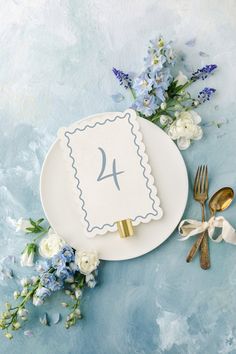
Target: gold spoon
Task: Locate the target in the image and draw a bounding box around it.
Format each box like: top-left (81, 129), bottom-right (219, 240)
top-left (186, 187), bottom-right (234, 262)
top-left (209, 187), bottom-right (234, 217)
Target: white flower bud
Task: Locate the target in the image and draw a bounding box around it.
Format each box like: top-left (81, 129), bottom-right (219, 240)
top-left (12, 322), bottom-right (21, 330)
top-left (174, 71), bottom-right (189, 87)
top-left (20, 278), bottom-right (30, 287)
top-left (160, 102), bottom-right (167, 110)
top-left (5, 332), bottom-right (13, 340)
top-left (75, 289), bottom-right (82, 299)
top-left (160, 115), bottom-right (169, 126)
top-left (13, 291), bottom-right (20, 300)
top-left (18, 308), bottom-right (28, 318)
top-left (74, 308), bottom-right (81, 318)
top-left (20, 243), bottom-right (36, 267)
top-left (21, 288), bottom-right (28, 297)
top-left (31, 276), bottom-right (39, 284)
top-left (5, 303), bottom-right (11, 310)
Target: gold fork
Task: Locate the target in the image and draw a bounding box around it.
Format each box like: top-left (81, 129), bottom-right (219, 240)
top-left (186, 165), bottom-right (210, 269)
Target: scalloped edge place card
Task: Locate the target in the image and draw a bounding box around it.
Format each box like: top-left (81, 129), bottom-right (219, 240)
top-left (57, 109), bottom-right (163, 238)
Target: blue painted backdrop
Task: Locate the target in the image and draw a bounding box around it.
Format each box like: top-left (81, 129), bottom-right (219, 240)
top-left (0, 1), bottom-right (236, 353)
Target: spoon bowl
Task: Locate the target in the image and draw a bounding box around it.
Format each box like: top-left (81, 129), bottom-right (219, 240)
top-left (209, 187), bottom-right (234, 215)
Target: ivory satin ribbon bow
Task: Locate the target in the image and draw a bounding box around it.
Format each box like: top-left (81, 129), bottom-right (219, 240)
top-left (178, 216), bottom-right (236, 244)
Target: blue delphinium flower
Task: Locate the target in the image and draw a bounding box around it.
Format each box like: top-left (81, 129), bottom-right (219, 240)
top-left (130, 36), bottom-right (174, 118)
top-left (112, 68), bottom-right (132, 89)
top-left (52, 253), bottom-right (66, 269)
top-left (49, 278), bottom-right (63, 291)
top-left (33, 287), bottom-right (51, 306)
top-left (132, 71), bottom-right (153, 96)
top-left (56, 266), bottom-right (74, 281)
top-left (132, 94), bottom-right (159, 117)
top-left (40, 272), bottom-right (63, 291)
top-left (69, 261), bottom-right (79, 273)
top-left (40, 272), bottom-right (55, 287)
top-left (35, 287), bottom-right (51, 300)
top-left (198, 87), bottom-right (216, 103)
top-left (191, 64), bottom-right (217, 81)
top-left (144, 51), bottom-right (166, 71)
top-left (162, 43), bottom-right (175, 65)
top-left (146, 36), bottom-right (175, 67)
top-left (151, 68), bottom-right (172, 90)
top-left (154, 87), bottom-right (166, 102)
top-left (60, 245), bottom-right (75, 263)
top-left (35, 260), bottom-right (51, 273)
top-left (149, 36), bottom-right (165, 51)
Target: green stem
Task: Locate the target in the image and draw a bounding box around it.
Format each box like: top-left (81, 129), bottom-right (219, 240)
top-left (4, 281), bottom-right (40, 330)
top-left (174, 80), bottom-right (193, 94)
top-left (32, 228), bottom-right (49, 242)
top-left (129, 87), bottom-right (136, 100)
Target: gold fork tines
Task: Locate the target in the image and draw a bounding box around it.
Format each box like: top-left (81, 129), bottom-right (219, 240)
top-left (186, 165), bottom-right (210, 269)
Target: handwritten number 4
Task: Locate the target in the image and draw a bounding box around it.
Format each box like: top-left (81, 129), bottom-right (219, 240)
top-left (97, 147), bottom-right (124, 191)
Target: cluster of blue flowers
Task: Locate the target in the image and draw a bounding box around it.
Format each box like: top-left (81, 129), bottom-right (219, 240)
top-left (112, 36), bottom-right (218, 122)
top-left (34, 246), bottom-right (77, 306)
top-left (112, 67), bottom-right (132, 89)
top-left (131, 36), bottom-right (174, 117)
top-left (198, 87), bottom-right (216, 103)
top-left (191, 64), bottom-right (217, 81)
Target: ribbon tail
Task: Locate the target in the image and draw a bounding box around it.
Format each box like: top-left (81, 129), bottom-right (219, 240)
top-left (221, 219), bottom-right (236, 244)
top-left (208, 216), bottom-right (236, 244)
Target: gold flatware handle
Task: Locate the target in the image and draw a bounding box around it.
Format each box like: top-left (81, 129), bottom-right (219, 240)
top-left (200, 233), bottom-right (210, 269)
top-left (186, 232), bottom-right (205, 263)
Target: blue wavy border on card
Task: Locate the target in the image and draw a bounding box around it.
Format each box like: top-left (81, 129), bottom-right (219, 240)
top-left (64, 112), bottom-right (159, 233)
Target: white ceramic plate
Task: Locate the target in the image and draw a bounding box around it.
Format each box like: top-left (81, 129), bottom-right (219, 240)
top-left (40, 113), bottom-right (188, 261)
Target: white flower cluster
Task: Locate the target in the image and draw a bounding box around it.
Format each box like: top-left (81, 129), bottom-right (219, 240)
top-left (13, 218), bottom-right (100, 276)
top-left (39, 230), bottom-right (99, 275)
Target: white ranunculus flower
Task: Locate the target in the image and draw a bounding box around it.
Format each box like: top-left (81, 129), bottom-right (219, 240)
top-left (75, 250), bottom-right (99, 275)
top-left (167, 110), bottom-right (203, 150)
top-left (39, 229), bottom-right (66, 259)
top-left (15, 218), bottom-right (31, 232)
top-left (174, 71), bottom-right (189, 87)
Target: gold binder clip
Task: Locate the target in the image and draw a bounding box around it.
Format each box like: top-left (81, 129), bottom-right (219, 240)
top-left (116, 219), bottom-right (134, 238)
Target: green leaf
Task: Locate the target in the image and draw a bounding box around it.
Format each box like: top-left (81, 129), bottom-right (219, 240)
top-left (25, 227), bottom-right (35, 233)
top-left (37, 218), bottom-right (44, 225)
top-left (29, 218), bottom-right (36, 227)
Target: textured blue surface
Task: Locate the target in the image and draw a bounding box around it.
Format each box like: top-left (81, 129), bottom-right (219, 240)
top-left (0, 1), bottom-right (236, 353)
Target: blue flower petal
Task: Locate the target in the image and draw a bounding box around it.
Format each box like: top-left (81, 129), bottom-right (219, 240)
top-left (185, 38), bottom-right (196, 47)
top-left (111, 93), bottom-right (124, 103)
